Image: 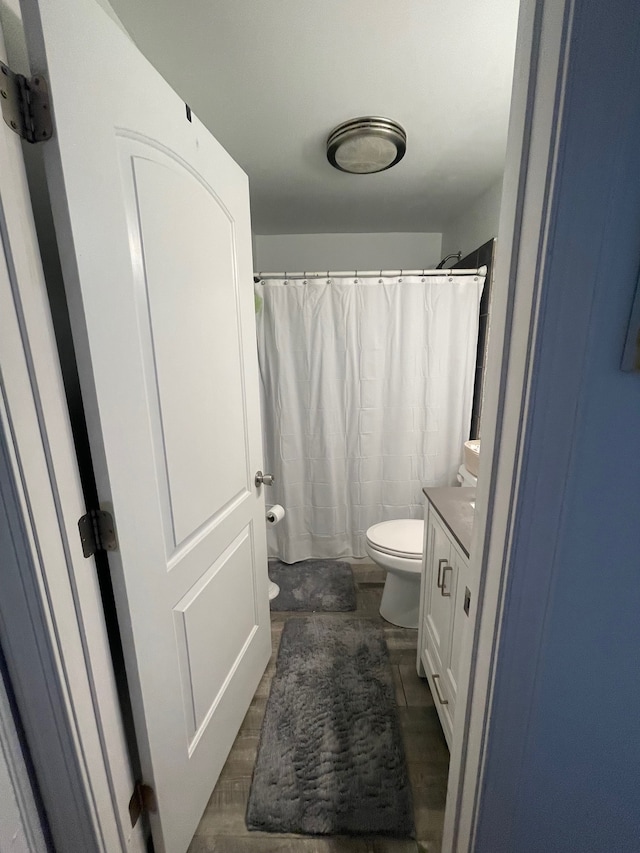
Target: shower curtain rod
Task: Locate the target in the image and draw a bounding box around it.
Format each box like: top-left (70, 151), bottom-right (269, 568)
top-left (254, 265), bottom-right (487, 282)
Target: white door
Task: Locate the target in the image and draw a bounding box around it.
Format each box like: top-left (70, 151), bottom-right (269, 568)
top-left (21, 0), bottom-right (271, 851)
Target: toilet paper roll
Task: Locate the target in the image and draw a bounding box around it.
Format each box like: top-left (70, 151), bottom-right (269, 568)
top-left (266, 504), bottom-right (285, 525)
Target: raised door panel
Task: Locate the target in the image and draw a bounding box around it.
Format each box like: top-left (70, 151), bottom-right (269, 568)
top-left (173, 527), bottom-right (259, 747)
top-left (119, 145), bottom-right (250, 569)
top-left (124, 146), bottom-right (249, 557)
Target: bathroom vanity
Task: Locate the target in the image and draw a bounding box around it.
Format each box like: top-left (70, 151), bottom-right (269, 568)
top-left (418, 487), bottom-right (475, 749)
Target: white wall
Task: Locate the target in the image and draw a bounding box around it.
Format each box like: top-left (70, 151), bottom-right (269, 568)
top-left (441, 178), bottom-right (503, 258)
top-left (253, 232), bottom-right (442, 273)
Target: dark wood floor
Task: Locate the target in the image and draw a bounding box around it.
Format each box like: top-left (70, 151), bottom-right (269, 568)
top-left (187, 563), bottom-right (449, 853)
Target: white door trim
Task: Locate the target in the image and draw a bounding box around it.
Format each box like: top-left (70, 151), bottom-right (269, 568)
top-left (0, 16), bottom-right (145, 852)
top-left (443, 0), bottom-right (594, 848)
top-left (0, 421), bottom-right (98, 851)
top-left (0, 608), bottom-right (49, 852)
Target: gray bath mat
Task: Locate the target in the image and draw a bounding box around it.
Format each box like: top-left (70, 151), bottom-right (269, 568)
top-left (269, 559), bottom-right (356, 612)
top-left (246, 617), bottom-right (415, 837)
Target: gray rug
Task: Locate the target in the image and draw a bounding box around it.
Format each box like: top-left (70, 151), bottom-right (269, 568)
top-left (269, 559), bottom-right (356, 612)
top-left (246, 617), bottom-right (415, 837)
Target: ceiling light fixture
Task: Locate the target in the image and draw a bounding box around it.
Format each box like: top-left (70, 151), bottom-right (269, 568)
top-left (326, 116), bottom-right (407, 174)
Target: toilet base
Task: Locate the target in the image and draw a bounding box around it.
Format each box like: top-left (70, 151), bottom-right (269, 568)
top-left (268, 580), bottom-right (280, 601)
top-left (379, 571), bottom-right (420, 629)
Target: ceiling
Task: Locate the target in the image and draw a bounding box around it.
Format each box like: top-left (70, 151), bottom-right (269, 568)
top-left (107, 0), bottom-right (520, 235)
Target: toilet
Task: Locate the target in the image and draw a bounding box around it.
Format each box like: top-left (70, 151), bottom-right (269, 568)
top-left (457, 462), bottom-right (478, 487)
top-left (365, 519), bottom-right (424, 629)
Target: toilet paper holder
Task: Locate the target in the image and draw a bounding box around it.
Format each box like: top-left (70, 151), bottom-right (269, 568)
top-left (266, 504), bottom-right (285, 525)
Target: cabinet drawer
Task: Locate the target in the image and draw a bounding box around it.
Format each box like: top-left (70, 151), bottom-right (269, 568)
top-left (421, 644), bottom-right (453, 750)
top-left (422, 507), bottom-right (455, 681)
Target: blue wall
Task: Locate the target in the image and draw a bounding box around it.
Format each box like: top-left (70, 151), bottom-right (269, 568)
top-left (477, 1), bottom-right (640, 851)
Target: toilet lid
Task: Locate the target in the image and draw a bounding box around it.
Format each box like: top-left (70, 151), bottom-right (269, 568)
top-left (366, 519), bottom-right (424, 558)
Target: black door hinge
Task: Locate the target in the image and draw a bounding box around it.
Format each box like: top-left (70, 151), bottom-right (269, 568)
top-left (0, 62), bottom-right (52, 143)
top-left (78, 509), bottom-right (117, 558)
top-left (129, 781), bottom-right (157, 828)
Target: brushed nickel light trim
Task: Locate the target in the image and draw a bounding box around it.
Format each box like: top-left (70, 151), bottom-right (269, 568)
top-left (327, 116), bottom-right (407, 174)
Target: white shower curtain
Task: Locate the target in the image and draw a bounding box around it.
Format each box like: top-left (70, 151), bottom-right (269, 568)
top-left (256, 273), bottom-right (484, 562)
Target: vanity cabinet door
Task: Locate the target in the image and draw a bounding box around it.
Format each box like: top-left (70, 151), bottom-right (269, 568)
top-left (423, 509), bottom-right (453, 675)
top-left (418, 501), bottom-right (472, 750)
top-left (420, 507), bottom-right (457, 747)
top-left (443, 544), bottom-right (468, 717)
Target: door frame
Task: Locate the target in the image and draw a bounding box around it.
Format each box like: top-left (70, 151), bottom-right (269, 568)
top-left (0, 13), bottom-right (146, 851)
top-left (0, 649), bottom-right (49, 853)
top-left (0, 0), bottom-right (606, 851)
top-left (443, 0), bottom-right (620, 848)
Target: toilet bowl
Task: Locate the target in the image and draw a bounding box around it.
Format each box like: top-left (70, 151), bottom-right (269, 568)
top-left (457, 463), bottom-right (478, 487)
top-left (365, 519), bottom-right (424, 629)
